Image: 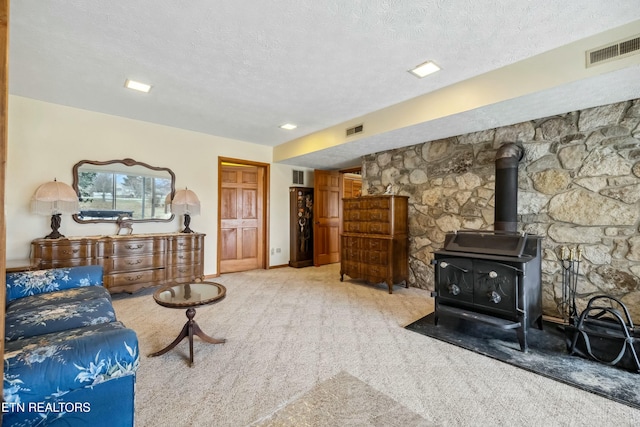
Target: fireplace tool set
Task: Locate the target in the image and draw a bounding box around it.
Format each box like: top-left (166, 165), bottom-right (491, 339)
top-left (560, 246), bottom-right (639, 372)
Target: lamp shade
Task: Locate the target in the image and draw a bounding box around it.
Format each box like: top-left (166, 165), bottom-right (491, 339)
top-left (170, 188), bottom-right (201, 216)
top-left (31, 179), bottom-right (79, 215)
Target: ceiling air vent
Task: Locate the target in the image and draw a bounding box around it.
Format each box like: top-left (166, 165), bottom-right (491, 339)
top-left (292, 170), bottom-right (304, 185)
top-left (586, 34), bottom-right (640, 67)
top-left (346, 124), bottom-right (364, 137)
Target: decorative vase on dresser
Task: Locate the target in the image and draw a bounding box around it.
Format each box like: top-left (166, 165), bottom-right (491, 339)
top-left (340, 195), bottom-right (409, 293)
top-left (289, 187), bottom-right (314, 268)
top-left (30, 232), bottom-right (205, 293)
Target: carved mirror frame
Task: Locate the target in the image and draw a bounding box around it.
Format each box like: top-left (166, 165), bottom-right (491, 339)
top-left (72, 158), bottom-right (176, 224)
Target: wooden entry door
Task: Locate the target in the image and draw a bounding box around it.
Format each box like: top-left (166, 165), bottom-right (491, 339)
top-left (313, 170), bottom-right (341, 266)
top-left (219, 162), bottom-right (266, 273)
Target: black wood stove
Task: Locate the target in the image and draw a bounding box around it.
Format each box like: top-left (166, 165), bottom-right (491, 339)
top-left (432, 231), bottom-right (543, 351)
top-left (431, 143), bottom-right (543, 351)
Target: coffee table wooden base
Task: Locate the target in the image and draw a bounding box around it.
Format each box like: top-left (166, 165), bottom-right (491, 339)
top-left (149, 307), bottom-right (225, 367)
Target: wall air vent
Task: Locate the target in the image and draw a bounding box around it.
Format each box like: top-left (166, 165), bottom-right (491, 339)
top-left (346, 124), bottom-right (364, 137)
top-left (292, 170), bottom-right (304, 185)
top-left (586, 34), bottom-right (640, 67)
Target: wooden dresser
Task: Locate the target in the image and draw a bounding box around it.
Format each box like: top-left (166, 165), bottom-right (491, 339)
top-left (340, 195), bottom-right (409, 293)
top-left (31, 233), bottom-right (205, 293)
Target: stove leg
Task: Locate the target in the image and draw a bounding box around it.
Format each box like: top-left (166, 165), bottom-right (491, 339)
top-left (431, 291), bottom-right (440, 326)
top-left (535, 315), bottom-right (544, 330)
top-left (516, 326), bottom-right (528, 352)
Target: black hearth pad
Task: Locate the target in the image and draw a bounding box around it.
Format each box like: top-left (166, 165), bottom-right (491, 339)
top-left (405, 313), bottom-right (640, 410)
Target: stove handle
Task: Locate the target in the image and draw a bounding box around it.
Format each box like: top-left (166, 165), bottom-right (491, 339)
top-left (438, 261), bottom-right (468, 273)
top-left (448, 283), bottom-right (461, 296)
top-left (488, 290), bottom-right (502, 304)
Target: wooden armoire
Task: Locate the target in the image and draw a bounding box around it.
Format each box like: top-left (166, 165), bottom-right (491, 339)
top-left (340, 195), bottom-right (409, 293)
top-left (289, 187), bottom-right (314, 267)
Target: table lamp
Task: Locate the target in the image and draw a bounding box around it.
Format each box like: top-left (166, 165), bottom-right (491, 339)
top-left (170, 188), bottom-right (200, 233)
top-left (31, 178), bottom-right (80, 239)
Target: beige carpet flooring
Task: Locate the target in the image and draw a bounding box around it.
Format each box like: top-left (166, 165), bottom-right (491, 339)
top-left (251, 371), bottom-right (432, 427)
top-left (111, 264), bottom-right (640, 426)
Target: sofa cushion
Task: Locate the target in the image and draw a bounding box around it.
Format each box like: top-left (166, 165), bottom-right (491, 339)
top-left (5, 286), bottom-right (116, 341)
top-left (3, 321), bottom-right (139, 407)
top-left (6, 265), bottom-right (103, 303)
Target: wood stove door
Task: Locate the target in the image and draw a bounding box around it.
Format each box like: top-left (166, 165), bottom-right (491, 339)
top-left (436, 257), bottom-right (473, 305)
top-left (473, 260), bottom-right (518, 317)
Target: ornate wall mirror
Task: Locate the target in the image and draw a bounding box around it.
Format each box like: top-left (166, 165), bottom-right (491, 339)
top-left (72, 158), bottom-right (175, 223)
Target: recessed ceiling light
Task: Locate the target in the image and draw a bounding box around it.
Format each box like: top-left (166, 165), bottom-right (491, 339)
top-left (409, 61), bottom-right (441, 78)
top-left (125, 79), bottom-right (152, 93)
top-left (280, 123), bottom-right (297, 130)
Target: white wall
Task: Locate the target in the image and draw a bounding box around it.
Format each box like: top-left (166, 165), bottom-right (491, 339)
top-left (7, 96), bottom-right (313, 274)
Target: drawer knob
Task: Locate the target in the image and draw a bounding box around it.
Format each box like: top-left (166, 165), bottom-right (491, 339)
top-left (488, 271), bottom-right (498, 279)
top-left (125, 244), bottom-right (144, 250)
top-left (126, 274), bottom-right (143, 281)
top-left (126, 259), bottom-right (143, 265)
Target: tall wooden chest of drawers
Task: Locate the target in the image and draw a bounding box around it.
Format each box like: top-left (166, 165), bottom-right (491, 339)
top-left (340, 195), bottom-right (409, 293)
top-left (31, 233), bottom-right (205, 294)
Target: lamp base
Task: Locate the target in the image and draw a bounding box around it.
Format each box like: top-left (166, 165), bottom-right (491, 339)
top-left (181, 213), bottom-right (195, 233)
top-left (44, 214), bottom-right (65, 239)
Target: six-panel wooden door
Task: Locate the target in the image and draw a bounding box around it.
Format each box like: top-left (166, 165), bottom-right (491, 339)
top-left (313, 170), bottom-right (341, 266)
top-left (219, 163), bottom-right (265, 273)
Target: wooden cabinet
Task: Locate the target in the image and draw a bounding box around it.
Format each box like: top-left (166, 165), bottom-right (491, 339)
top-left (340, 195), bottom-right (408, 293)
top-left (289, 187), bottom-right (313, 268)
top-left (31, 233), bottom-right (205, 293)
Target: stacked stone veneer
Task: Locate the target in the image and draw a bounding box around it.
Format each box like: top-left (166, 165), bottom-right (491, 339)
top-left (362, 99), bottom-right (640, 320)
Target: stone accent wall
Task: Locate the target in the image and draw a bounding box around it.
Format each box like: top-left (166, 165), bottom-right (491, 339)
top-left (362, 99), bottom-right (640, 320)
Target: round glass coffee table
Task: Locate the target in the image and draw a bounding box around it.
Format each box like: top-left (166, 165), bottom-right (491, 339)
top-left (149, 281), bottom-right (226, 366)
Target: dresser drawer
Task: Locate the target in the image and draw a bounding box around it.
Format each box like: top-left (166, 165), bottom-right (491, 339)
top-left (107, 238), bottom-right (165, 256)
top-left (363, 250), bottom-right (388, 265)
top-left (340, 260), bottom-right (360, 276)
top-left (362, 264), bottom-right (388, 280)
top-left (344, 210), bottom-right (363, 221)
top-left (365, 197), bottom-right (390, 209)
top-left (342, 248), bottom-right (360, 262)
top-left (36, 258), bottom-right (97, 269)
top-left (168, 235), bottom-right (203, 252)
top-left (167, 264), bottom-right (203, 282)
top-left (33, 241), bottom-right (96, 261)
top-left (105, 268), bottom-right (165, 288)
top-left (343, 221), bottom-right (366, 233)
top-left (363, 238), bottom-right (389, 251)
top-left (342, 236), bottom-right (361, 249)
top-left (343, 199), bottom-right (363, 210)
top-left (170, 250), bottom-right (199, 265)
top-left (366, 209), bottom-right (390, 222)
top-left (367, 222), bottom-right (391, 234)
top-left (108, 254), bottom-right (162, 272)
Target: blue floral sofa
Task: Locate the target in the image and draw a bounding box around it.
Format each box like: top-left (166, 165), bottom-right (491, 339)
top-left (3, 265), bottom-right (139, 427)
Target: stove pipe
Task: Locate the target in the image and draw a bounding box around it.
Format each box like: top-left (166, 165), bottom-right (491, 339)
top-left (494, 143), bottom-right (524, 232)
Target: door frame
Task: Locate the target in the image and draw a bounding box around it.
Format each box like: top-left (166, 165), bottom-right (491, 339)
top-left (217, 157), bottom-right (270, 274)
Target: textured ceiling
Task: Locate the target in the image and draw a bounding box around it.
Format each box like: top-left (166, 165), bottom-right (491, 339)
top-left (9, 1), bottom-right (640, 169)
